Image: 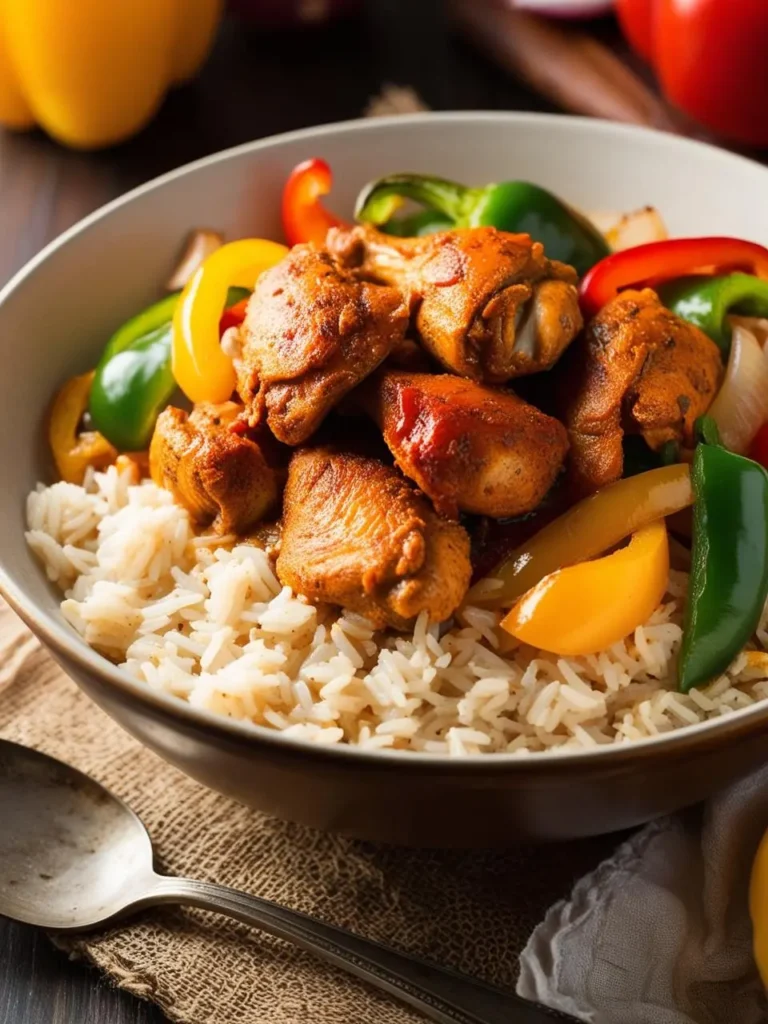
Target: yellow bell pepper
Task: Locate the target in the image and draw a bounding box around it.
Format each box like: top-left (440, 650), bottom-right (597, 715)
top-left (501, 521), bottom-right (669, 656)
top-left (172, 238), bottom-right (288, 405)
top-left (0, 0), bottom-right (223, 149)
top-left (751, 829), bottom-right (768, 987)
top-left (49, 371), bottom-right (117, 484)
top-left (477, 464), bottom-right (692, 609)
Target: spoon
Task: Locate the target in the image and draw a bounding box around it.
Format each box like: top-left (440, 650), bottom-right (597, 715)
top-left (0, 739), bottom-right (578, 1024)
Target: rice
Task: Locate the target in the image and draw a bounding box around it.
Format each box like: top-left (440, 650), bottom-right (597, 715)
top-left (24, 466), bottom-right (768, 755)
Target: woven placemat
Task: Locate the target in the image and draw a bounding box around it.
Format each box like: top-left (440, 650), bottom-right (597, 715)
top-left (0, 594), bottom-right (618, 1023)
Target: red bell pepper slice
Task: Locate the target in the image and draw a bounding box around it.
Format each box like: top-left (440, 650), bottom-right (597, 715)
top-left (219, 298), bottom-right (249, 336)
top-left (750, 423), bottom-right (768, 471)
top-left (579, 237), bottom-right (768, 319)
top-left (281, 158), bottom-right (348, 248)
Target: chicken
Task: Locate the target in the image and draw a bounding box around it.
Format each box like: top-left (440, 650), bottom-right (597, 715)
top-left (360, 371), bottom-right (568, 519)
top-left (327, 224), bottom-right (582, 383)
top-left (277, 448), bottom-right (471, 629)
top-left (563, 289), bottom-right (723, 495)
top-left (150, 402), bottom-right (279, 535)
top-left (237, 245), bottom-right (409, 445)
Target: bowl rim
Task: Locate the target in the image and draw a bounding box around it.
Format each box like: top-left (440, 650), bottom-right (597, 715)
top-left (5, 109), bottom-right (768, 771)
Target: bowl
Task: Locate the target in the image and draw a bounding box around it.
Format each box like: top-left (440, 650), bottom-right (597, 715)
top-left (3, 112), bottom-right (768, 847)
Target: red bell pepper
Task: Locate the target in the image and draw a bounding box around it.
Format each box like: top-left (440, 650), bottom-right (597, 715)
top-left (579, 237), bottom-right (768, 318)
top-left (219, 298), bottom-right (249, 336)
top-left (281, 157), bottom-right (347, 248)
top-left (617, 0), bottom-right (768, 146)
top-left (750, 423), bottom-right (768, 470)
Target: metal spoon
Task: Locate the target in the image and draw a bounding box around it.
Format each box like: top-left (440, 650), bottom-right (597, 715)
top-left (0, 739), bottom-right (578, 1024)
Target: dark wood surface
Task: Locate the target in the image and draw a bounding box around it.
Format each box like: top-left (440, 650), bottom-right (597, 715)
top-left (0, 4), bottom-right (679, 1023)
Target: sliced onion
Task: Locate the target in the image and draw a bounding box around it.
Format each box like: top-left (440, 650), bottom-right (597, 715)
top-left (730, 314), bottom-right (768, 350)
top-left (166, 229), bottom-right (224, 291)
top-left (605, 206), bottom-right (668, 251)
top-left (708, 325), bottom-right (768, 454)
top-left (507, 0), bottom-right (614, 16)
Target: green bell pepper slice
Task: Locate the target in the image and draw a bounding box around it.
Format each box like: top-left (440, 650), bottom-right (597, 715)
top-left (355, 173), bottom-right (610, 276)
top-left (89, 286), bottom-right (251, 451)
top-left (658, 273), bottom-right (768, 353)
top-left (381, 208), bottom-right (454, 238)
top-left (678, 419), bottom-right (768, 692)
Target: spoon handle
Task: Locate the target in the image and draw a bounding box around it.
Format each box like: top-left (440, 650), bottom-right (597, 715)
top-left (147, 875), bottom-right (576, 1024)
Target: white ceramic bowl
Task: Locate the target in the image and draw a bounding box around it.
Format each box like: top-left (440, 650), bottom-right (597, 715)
top-left (3, 113), bottom-right (768, 846)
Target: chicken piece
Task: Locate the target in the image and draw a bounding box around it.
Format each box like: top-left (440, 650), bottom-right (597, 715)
top-left (361, 371), bottom-right (568, 519)
top-left (327, 224), bottom-right (582, 383)
top-left (237, 245), bottom-right (409, 445)
top-left (277, 448), bottom-right (471, 629)
top-left (563, 289), bottom-right (723, 495)
top-left (150, 402), bottom-right (279, 535)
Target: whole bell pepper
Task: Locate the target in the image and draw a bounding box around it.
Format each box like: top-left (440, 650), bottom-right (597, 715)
top-left (657, 274), bottom-right (768, 353)
top-left (501, 521), bottom-right (670, 657)
top-left (617, 0), bottom-right (768, 147)
top-left (355, 174), bottom-right (610, 276)
top-left (678, 418), bottom-right (768, 692)
top-left (579, 237), bottom-right (768, 319)
top-left (0, 0), bottom-right (223, 149)
top-left (90, 287), bottom-right (250, 452)
top-left (172, 238), bottom-right (288, 404)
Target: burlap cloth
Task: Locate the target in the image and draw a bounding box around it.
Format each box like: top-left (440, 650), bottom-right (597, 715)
top-left (0, 592), bottom-right (621, 1023)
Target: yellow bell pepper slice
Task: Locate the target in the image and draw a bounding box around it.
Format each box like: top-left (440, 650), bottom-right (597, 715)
top-left (172, 239), bottom-right (288, 405)
top-left (0, 0), bottom-right (222, 149)
top-left (501, 521), bottom-right (669, 657)
top-left (751, 828), bottom-right (768, 987)
top-left (48, 371), bottom-right (117, 484)
top-left (476, 464), bottom-right (692, 609)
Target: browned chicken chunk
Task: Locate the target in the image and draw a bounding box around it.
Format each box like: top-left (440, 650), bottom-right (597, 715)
top-left (150, 402), bottom-right (279, 535)
top-left (277, 448), bottom-right (471, 629)
top-left (360, 371), bottom-right (568, 519)
top-left (327, 224), bottom-right (582, 383)
top-left (563, 289), bottom-right (723, 495)
top-left (237, 245), bottom-right (409, 445)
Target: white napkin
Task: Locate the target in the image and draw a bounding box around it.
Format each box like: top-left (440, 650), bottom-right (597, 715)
top-left (517, 767), bottom-right (768, 1023)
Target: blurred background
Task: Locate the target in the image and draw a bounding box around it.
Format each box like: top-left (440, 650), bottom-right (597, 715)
top-left (1, 0), bottom-right (765, 284)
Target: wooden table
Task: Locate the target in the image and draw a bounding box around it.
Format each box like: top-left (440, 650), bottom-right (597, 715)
top-left (0, 5), bottom-right (655, 1022)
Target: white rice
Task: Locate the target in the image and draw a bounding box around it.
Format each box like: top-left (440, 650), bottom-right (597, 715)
top-left (25, 467), bottom-right (768, 755)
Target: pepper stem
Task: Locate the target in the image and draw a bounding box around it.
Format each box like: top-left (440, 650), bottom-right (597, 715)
top-left (354, 174), bottom-right (481, 226)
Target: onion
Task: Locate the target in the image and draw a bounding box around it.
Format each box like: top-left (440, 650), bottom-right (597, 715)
top-left (708, 325), bottom-right (768, 454)
top-left (605, 206), bottom-right (668, 251)
top-left (730, 315), bottom-right (768, 350)
top-left (166, 229), bottom-right (224, 291)
top-left (506, 0), bottom-right (614, 18)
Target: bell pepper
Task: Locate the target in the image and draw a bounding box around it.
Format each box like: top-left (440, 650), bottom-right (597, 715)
top-left (750, 423), bottom-right (768, 470)
top-left (617, 0), bottom-right (768, 148)
top-left (90, 287), bottom-right (250, 451)
top-left (49, 372), bottom-right (117, 484)
top-left (380, 208), bottom-right (454, 238)
top-left (501, 521), bottom-right (669, 657)
top-left (172, 239), bottom-right (288, 405)
top-left (355, 174), bottom-right (610, 276)
top-left (475, 463), bottom-right (692, 609)
top-left (282, 158), bottom-right (349, 248)
top-left (579, 237), bottom-right (768, 319)
top-left (657, 274), bottom-right (768, 353)
top-left (0, 0), bottom-right (223, 149)
top-left (678, 424), bottom-right (768, 692)
top-left (750, 829), bottom-right (768, 989)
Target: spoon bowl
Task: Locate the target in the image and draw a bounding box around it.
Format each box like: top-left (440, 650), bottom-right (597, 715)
top-left (0, 740), bottom-right (154, 930)
top-left (0, 738), bottom-right (575, 1024)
